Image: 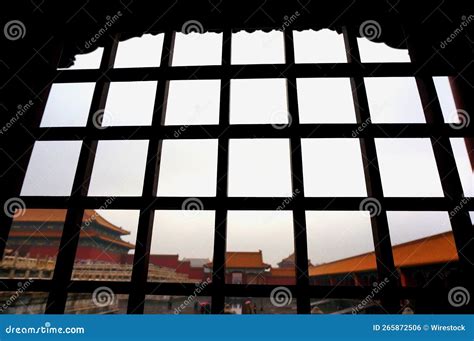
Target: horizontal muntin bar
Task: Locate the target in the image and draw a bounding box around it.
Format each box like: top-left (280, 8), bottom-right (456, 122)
top-left (0, 279), bottom-right (455, 299)
top-left (53, 63), bottom-right (457, 83)
top-left (30, 124), bottom-right (472, 141)
top-left (19, 196), bottom-right (473, 211)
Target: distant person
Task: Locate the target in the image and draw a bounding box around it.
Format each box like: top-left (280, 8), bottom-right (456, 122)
top-left (194, 301), bottom-right (199, 313)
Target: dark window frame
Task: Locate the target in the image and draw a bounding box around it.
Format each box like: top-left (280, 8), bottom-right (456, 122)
top-left (1, 24), bottom-right (472, 314)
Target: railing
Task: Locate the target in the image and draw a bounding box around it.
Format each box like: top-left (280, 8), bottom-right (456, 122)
top-left (0, 255), bottom-right (195, 282)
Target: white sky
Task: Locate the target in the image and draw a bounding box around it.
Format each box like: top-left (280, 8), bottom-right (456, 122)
top-left (19, 30), bottom-right (473, 266)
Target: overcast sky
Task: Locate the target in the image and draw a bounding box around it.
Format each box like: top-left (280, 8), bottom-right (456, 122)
top-left (18, 30), bottom-right (473, 266)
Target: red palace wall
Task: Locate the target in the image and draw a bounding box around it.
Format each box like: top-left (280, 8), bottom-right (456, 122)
top-left (224, 272), bottom-right (296, 285)
top-left (149, 255), bottom-right (180, 268)
top-left (188, 267), bottom-right (207, 281)
top-left (74, 247), bottom-right (123, 263)
top-left (8, 245), bottom-right (123, 263)
top-left (266, 276), bottom-right (296, 285)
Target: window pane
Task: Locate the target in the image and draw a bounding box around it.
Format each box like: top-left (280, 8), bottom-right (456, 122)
top-left (307, 211), bottom-right (375, 286)
top-left (357, 38), bottom-right (410, 63)
top-left (302, 139), bottom-right (367, 197)
top-left (3, 210), bottom-right (51, 310)
top-left (21, 141), bottom-right (82, 196)
top-left (387, 212), bottom-right (455, 288)
top-left (88, 140), bottom-right (148, 196)
top-left (72, 210), bottom-right (138, 280)
top-left (172, 32), bottom-right (222, 66)
top-left (231, 30), bottom-right (285, 65)
top-left (58, 48), bottom-right (103, 70)
top-left (164, 80), bottom-right (220, 125)
top-left (149, 210), bottom-right (215, 283)
top-left (228, 139), bottom-right (292, 197)
top-left (3, 209), bottom-right (66, 281)
top-left (226, 211), bottom-right (295, 285)
top-left (157, 140), bottom-right (218, 197)
top-left (297, 78), bottom-right (356, 123)
top-left (230, 79), bottom-right (288, 125)
top-left (450, 138), bottom-right (473, 196)
top-left (114, 34), bottom-right (164, 68)
top-left (40, 83), bottom-right (95, 127)
top-left (433, 76), bottom-right (458, 123)
top-left (375, 138), bottom-right (444, 197)
top-left (365, 77), bottom-right (425, 123)
top-left (103, 81), bottom-right (157, 126)
top-left (293, 29), bottom-right (347, 63)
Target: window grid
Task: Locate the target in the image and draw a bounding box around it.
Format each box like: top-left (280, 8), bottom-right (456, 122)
top-left (284, 29), bottom-right (310, 314)
top-left (211, 28), bottom-right (231, 314)
top-left (1, 26), bottom-right (472, 314)
top-left (343, 27), bottom-right (398, 312)
top-left (127, 31), bottom-right (176, 314)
